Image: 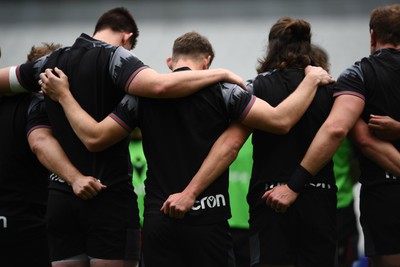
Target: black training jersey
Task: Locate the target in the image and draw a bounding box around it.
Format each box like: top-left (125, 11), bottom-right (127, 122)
top-left (111, 67), bottom-right (255, 225)
top-left (334, 48), bottom-right (400, 187)
top-left (247, 69), bottom-right (335, 212)
top-left (16, 33), bottom-right (148, 192)
top-left (0, 93), bottom-right (50, 237)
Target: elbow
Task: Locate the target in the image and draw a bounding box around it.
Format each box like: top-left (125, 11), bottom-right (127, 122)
top-left (148, 80), bottom-right (168, 98)
top-left (351, 133), bottom-right (374, 154)
top-left (84, 140), bottom-right (103, 153)
top-left (274, 123), bottom-right (291, 135)
top-left (270, 118), bottom-right (292, 135)
top-left (30, 139), bottom-right (43, 156)
top-left (83, 133), bottom-right (116, 152)
top-left (82, 137), bottom-right (105, 152)
top-left (325, 121), bottom-right (348, 143)
top-left (29, 132), bottom-right (47, 156)
top-left (266, 110), bottom-right (294, 135)
top-left (225, 136), bottom-right (245, 162)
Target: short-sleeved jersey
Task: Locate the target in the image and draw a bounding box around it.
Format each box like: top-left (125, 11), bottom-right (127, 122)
top-left (247, 68), bottom-right (335, 212)
top-left (0, 93), bottom-right (50, 237)
top-left (334, 48), bottom-right (400, 187)
top-left (16, 33), bottom-right (148, 192)
top-left (111, 67), bottom-right (255, 225)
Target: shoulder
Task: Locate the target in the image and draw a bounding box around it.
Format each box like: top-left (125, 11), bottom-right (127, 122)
top-left (338, 62), bottom-right (364, 83)
top-left (111, 47), bottom-right (140, 62)
top-left (219, 82), bottom-right (248, 96)
top-left (248, 69), bottom-right (280, 85)
top-left (246, 69), bottom-right (280, 94)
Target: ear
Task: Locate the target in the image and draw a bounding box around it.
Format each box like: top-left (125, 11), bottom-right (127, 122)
top-left (370, 29), bottom-right (377, 51)
top-left (203, 55), bottom-right (212, 70)
top-left (166, 57), bottom-right (174, 71)
top-left (122, 32), bottom-right (134, 49)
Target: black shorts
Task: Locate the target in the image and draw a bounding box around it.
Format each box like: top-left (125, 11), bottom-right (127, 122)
top-left (230, 227), bottom-right (250, 267)
top-left (360, 183), bottom-right (400, 256)
top-left (142, 212), bottom-right (235, 267)
top-left (46, 185), bottom-right (140, 261)
top-left (0, 229), bottom-right (51, 267)
top-left (249, 188), bottom-right (337, 266)
top-left (336, 200), bottom-right (359, 264)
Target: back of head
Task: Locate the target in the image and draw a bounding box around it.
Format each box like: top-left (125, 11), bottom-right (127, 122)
top-left (26, 42), bottom-right (61, 63)
top-left (311, 44), bottom-right (330, 72)
top-left (257, 17), bottom-right (312, 73)
top-left (94, 7), bottom-right (139, 49)
top-left (370, 4), bottom-right (400, 46)
top-left (172, 31), bottom-right (215, 66)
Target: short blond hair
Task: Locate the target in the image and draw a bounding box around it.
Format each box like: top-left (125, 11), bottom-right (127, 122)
top-left (26, 42), bottom-right (61, 63)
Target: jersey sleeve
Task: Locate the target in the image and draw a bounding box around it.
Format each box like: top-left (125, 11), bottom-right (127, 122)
top-left (245, 78), bottom-right (255, 96)
top-left (109, 94), bottom-right (140, 133)
top-left (109, 47), bottom-right (149, 92)
top-left (333, 62), bottom-right (366, 101)
top-left (26, 93), bottom-right (51, 137)
top-left (15, 56), bottom-right (49, 93)
top-left (220, 83), bottom-right (256, 121)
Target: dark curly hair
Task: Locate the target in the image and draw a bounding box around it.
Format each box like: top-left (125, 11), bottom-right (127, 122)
top-left (257, 17), bottom-right (312, 73)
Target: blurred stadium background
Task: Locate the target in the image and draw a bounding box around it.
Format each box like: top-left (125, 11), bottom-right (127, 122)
top-left (0, 0), bottom-right (397, 79)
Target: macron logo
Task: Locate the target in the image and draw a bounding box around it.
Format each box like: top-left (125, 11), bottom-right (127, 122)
top-left (191, 194), bottom-right (226, 211)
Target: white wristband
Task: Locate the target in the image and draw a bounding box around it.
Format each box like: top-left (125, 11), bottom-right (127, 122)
top-left (9, 66), bottom-right (28, 93)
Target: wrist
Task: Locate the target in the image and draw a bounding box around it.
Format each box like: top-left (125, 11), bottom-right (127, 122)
top-left (58, 90), bottom-right (73, 105)
top-left (183, 186), bottom-right (199, 201)
top-left (63, 170), bottom-right (81, 186)
top-left (303, 73), bottom-right (320, 88)
top-left (287, 165), bottom-right (313, 193)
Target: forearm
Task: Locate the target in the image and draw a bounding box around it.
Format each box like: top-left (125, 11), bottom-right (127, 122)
top-left (29, 129), bottom-right (81, 185)
top-left (129, 68), bottom-right (239, 98)
top-left (273, 74), bottom-right (319, 129)
top-left (285, 125), bottom-right (344, 192)
top-left (299, 95), bottom-right (364, 175)
top-left (182, 123), bottom-right (251, 198)
top-left (300, 123), bottom-right (345, 175)
top-left (58, 92), bottom-right (102, 146)
top-left (242, 74), bottom-right (319, 135)
top-left (358, 139), bottom-right (400, 176)
top-left (351, 119), bottom-right (400, 176)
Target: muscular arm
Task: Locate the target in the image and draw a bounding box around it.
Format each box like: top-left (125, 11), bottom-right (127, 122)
top-left (161, 66), bottom-right (334, 217)
top-left (161, 123), bottom-right (252, 218)
top-left (300, 95), bottom-right (365, 175)
top-left (129, 67), bottom-right (246, 98)
top-left (40, 67), bottom-right (245, 150)
top-left (262, 95), bottom-right (365, 212)
top-left (28, 128), bottom-right (106, 199)
top-left (56, 92), bottom-right (126, 151)
top-left (350, 118), bottom-right (400, 176)
top-left (242, 66), bottom-right (335, 134)
top-left (40, 68), bottom-right (128, 152)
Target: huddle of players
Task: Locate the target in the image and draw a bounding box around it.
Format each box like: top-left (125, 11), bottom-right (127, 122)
top-left (1, 3), bottom-right (400, 267)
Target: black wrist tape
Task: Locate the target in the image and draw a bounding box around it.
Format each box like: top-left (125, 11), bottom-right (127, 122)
top-left (287, 165), bottom-right (313, 193)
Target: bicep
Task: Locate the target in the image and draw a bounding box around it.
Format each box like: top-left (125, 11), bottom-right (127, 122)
top-left (327, 94), bottom-right (365, 133)
top-left (126, 68), bottom-right (161, 97)
top-left (241, 97), bottom-right (281, 133)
